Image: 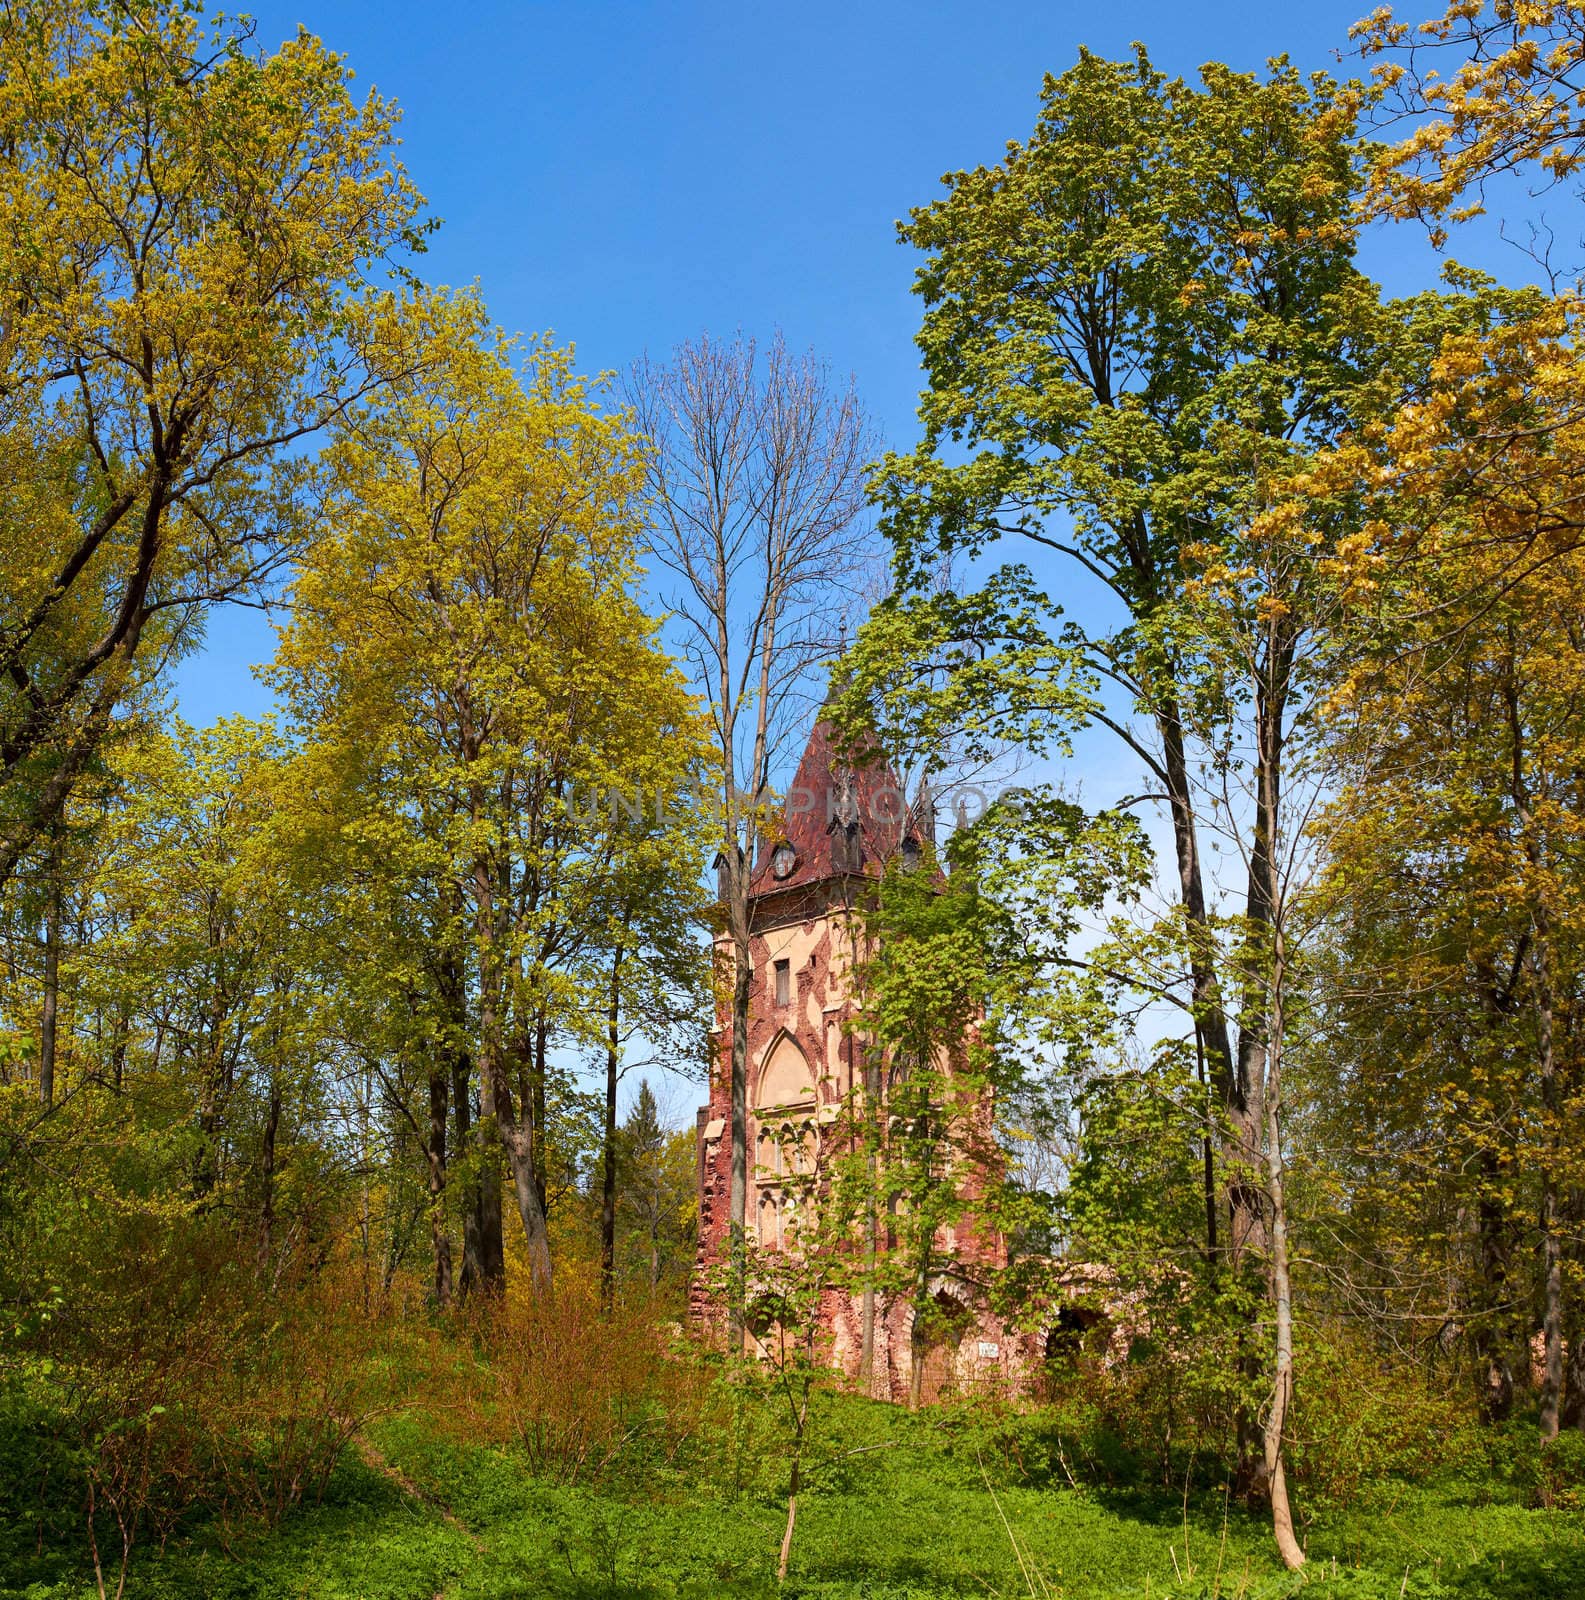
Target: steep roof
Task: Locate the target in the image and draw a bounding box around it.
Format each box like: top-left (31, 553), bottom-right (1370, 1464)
top-left (748, 716), bottom-right (924, 897)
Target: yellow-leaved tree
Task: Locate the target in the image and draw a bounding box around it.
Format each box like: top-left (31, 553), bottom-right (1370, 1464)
top-left (0, 0), bottom-right (426, 884)
top-left (1281, 0), bottom-right (1585, 1440)
top-left (273, 289), bottom-right (706, 1299)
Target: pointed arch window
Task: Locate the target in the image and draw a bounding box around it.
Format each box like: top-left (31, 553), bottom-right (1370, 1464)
top-left (752, 1032), bottom-right (817, 1251)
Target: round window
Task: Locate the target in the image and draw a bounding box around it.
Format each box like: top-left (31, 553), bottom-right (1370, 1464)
top-left (771, 843), bottom-right (797, 880)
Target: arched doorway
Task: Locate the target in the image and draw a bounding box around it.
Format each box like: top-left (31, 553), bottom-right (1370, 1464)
top-left (1042, 1304), bottom-right (1108, 1386)
top-left (912, 1288), bottom-right (974, 1405)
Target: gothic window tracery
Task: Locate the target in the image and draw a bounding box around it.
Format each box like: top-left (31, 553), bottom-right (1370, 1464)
top-left (752, 1032), bottom-right (816, 1252)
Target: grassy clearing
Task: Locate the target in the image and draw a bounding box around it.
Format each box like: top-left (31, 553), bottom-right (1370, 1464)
top-left (3, 1395), bottom-right (1580, 1600)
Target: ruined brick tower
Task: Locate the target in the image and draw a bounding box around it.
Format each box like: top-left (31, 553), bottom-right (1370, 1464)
top-left (692, 715), bottom-right (1022, 1401)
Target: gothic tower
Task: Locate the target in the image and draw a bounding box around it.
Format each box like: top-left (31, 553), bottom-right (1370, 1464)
top-left (692, 715), bottom-right (1017, 1401)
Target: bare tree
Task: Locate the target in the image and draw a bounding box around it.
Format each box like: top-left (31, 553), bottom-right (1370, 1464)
top-left (625, 332), bottom-right (876, 1346)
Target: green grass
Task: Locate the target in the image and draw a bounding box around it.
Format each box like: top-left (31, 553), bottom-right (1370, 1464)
top-left (3, 1399), bottom-right (1582, 1600)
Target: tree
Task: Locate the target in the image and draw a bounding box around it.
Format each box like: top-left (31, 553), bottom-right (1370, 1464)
top-left (613, 1082), bottom-right (698, 1299)
top-left (0, 0), bottom-right (425, 882)
top-left (843, 46), bottom-right (1495, 1560)
top-left (624, 333), bottom-right (875, 1345)
top-left (1331, 4), bottom-right (1585, 640)
top-left (0, 711), bottom-right (355, 1256)
top-left (262, 784), bottom-right (471, 1306)
top-left (1294, 0), bottom-right (1585, 1441)
top-left (849, 837), bottom-right (1018, 1409)
top-left (275, 290), bottom-right (701, 1300)
top-left (587, 787), bottom-right (709, 1308)
top-left (88, 718), bottom-right (295, 1202)
top-left (1311, 513), bottom-right (1585, 1437)
top-left (1357, 0), bottom-right (1585, 235)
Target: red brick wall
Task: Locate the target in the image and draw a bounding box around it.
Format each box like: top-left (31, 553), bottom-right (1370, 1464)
top-left (690, 881), bottom-right (1022, 1397)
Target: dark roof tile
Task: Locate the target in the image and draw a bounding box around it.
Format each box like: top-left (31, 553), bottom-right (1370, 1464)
top-left (749, 718), bottom-right (917, 895)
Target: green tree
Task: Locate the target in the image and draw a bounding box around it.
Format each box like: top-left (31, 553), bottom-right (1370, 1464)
top-left (613, 1081), bottom-right (698, 1300)
top-left (841, 794), bottom-right (1146, 1406)
top-left (593, 839), bottom-right (709, 1307)
top-left (840, 47), bottom-right (1510, 1559)
top-left (274, 290), bottom-right (703, 1299)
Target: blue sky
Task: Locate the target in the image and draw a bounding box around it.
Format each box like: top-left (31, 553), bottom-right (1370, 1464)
top-left (174, 0), bottom-right (1520, 727)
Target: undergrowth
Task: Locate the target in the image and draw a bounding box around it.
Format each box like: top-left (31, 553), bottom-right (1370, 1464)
top-left (4, 1288), bottom-right (1583, 1599)
top-left (4, 1384), bottom-right (1582, 1599)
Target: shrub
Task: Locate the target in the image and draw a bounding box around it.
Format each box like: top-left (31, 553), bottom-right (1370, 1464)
top-left (1284, 1325), bottom-right (1475, 1507)
top-left (4, 1199), bottom-right (403, 1598)
top-left (438, 1271), bottom-right (717, 1486)
top-left (1536, 1429), bottom-right (1585, 1510)
top-left (1477, 1416), bottom-right (1585, 1509)
top-left (1001, 1314), bottom-right (1473, 1505)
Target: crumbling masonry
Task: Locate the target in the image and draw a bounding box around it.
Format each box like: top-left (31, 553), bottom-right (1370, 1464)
top-left (692, 715), bottom-right (1032, 1401)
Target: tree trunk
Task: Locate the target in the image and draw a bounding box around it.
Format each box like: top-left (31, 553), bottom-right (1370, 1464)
top-left (1561, 1180), bottom-right (1585, 1429)
top-left (476, 972), bottom-right (551, 1296)
top-left (470, 823), bottom-right (548, 1299)
top-left (1155, 689), bottom-right (1265, 1262)
top-left (1537, 957), bottom-right (1563, 1440)
top-left (1475, 1154), bottom-right (1516, 1423)
top-left (1261, 953), bottom-right (1304, 1572)
top-left (1505, 660), bottom-right (1565, 1442)
top-left (1235, 630), bottom-right (1297, 1497)
top-left (600, 946), bottom-right (624, 1309)
top-left (1162, 693), bottom-right (1266, 1485)
top-left (778, 1456), bottom-right (801, 1585)
top-left (444, 940), bottom-right (503, 1300)
top-left (38, 836), bottom-right (60, 1108)
top-left (907, 1241), bottom-right (931, 1411)
top-left (454, 1048), bottom-right (502, 1298)
top-left (473, 1145), bottom-right (505, 1295)
top-left (501, 1114), bottom-right (553, 1294)
top-left (359, 1060), bottom-right (373, 1313)
top-left (531, 1008), bottom-right (549, 1215)
top-left (907, 1336), bottom-right (924, 1410)
top-left (1194, 1021), bottom-right (1219, 1270)
top-left (259, 1073), bottom-right (281, 1263)
top-left (728, 923), bottom-right (752, 1351)
top-left (192, 981), bottom-right (233, 1199)
top-left (108, 1002), bottom-right (130, 1094)
top-left (908, 1300), bottom-right (927, 1411)
top-left (1562, 1272), bottom-right (1585, 1430)
top-left (427, 1066), bottom-right (454, 1307)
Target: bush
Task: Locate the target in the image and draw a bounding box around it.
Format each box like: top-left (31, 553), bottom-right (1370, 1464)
top-left (1536, 1429), bottom-right (1585, 1510)
top-left (1474, 1416), bottom-right (1585, 1509)
top-left (2, 1203), bottom-right (403, 1598)
top-left (1284, 1326), bottom-right (1475, 1507)
top-left (978, 1316), bottom-right (1474, 1507)
top-left (437, 1272), bottom-right (717, 1486)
